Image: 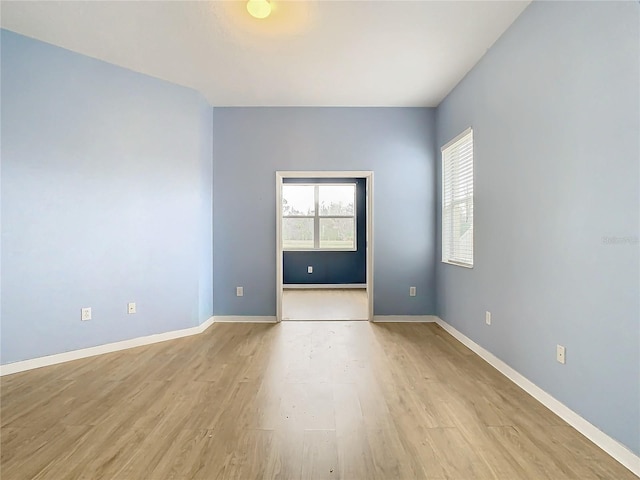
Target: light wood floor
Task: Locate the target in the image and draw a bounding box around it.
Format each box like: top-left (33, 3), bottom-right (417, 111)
top-left (282, 289), bottom-right (368, 321)
top-left (1, 322), bottom-right (636, 480)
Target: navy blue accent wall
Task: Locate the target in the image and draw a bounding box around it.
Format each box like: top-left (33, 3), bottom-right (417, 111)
top-left (283, 178), bottom-right (366, 284)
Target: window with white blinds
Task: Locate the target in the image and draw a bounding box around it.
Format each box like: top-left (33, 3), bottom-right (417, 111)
top-left (442, 128), bottom-right (474, 267)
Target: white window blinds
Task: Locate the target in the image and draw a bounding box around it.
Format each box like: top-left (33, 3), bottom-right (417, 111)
top-left (442, 128), bottom-right (474, 267)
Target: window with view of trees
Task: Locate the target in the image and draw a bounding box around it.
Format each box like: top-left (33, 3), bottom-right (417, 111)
top-left (282, 184), bottom-right (356, 250)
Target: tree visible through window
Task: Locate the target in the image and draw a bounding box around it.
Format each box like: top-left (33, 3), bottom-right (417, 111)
top-left (282, 184), bottom-right (356, 250)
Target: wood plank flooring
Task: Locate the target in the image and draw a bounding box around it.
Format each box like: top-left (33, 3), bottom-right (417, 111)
top-left (1, 322), bottom-right (636, 479)
top-left (282, 289), bottom-right (368, 321)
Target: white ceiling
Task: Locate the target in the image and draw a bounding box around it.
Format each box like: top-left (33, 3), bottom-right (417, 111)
top-left (1, 1), bottom-right (530, 107)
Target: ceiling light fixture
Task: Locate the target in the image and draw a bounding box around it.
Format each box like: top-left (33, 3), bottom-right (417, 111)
top-left (247, 0), bottom-right (271, 19)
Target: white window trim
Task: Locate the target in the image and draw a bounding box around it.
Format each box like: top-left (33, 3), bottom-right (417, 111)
top-left (441, 127), bottom-right (474, 268)
top-left (282, 183), bottom-right (357, 252)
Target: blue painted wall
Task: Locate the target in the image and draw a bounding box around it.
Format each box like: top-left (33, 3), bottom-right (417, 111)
top-left (1, 30), bottom-right (214, 364)
top-left (283, 177), bottom-right (366, 285)
top-left (436, 1), bottom-right (639, 455)
top-left (213, 107), bottom-right (436, 316)
top-left (1, 3), bottom-right (637, 459)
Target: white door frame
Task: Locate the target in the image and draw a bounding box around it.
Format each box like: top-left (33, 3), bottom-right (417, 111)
top-left (276, 171), bottom-right (374, 322)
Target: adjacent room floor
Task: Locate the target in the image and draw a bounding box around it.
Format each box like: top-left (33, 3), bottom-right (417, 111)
top-left (282, 288), bottom-right (368, 321)
top-left (1, 321), bottom-right (635, 479)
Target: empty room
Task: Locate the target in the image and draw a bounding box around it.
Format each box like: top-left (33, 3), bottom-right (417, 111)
top-left (1, 1), bottom-right (638, 479)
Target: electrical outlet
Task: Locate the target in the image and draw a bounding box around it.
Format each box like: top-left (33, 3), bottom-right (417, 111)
top-left (236, 286), bottom-right (244, 297)
top-left (128, 302), bottom-right (136, 314)
top-left (485, 311), bottom-right (491, 325)
top-left (81, 307), bottom-right (92, 321)
top-left (556, 345), bottom-right (566, 364)
top-left (409, 286), bottom-right (416, 297)
top-left (307, 266), bottom-right (313, 274)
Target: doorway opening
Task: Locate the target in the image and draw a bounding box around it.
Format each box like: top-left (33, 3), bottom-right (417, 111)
top-left (276, 171), bottom-right (373, 322)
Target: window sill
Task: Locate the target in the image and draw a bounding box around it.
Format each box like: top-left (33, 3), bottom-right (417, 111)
top-left (442, 260), bottom-right (473, 269)
top-left (284, 248), bottom-right (358, 253)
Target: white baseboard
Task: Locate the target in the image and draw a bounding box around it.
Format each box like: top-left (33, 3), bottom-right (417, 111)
top-left (213, 315), bottom-right (277, 323)
top-left (434, 317), bottom-right (640, 477)
top-left (373, 315), bottom-right (437, 323)
top-left (0, 316), bottom-right (215, 377)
